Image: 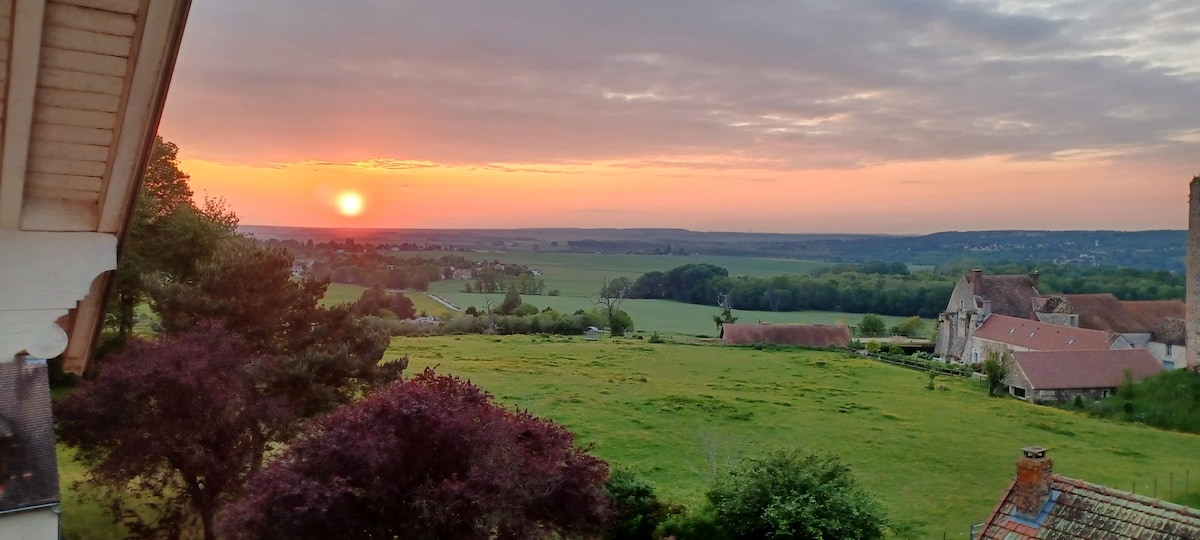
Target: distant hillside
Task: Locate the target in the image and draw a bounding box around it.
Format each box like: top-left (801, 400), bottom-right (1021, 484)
top-left (239, 225), bottom-right (1185, 272)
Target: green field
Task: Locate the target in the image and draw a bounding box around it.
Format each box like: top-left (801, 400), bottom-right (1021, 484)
top-left (432, 291), bottom-right (922, 336)
top-left (390, 335), bottom-right (1200, 538)
top-left (425, 252), bottom-right (828, 297)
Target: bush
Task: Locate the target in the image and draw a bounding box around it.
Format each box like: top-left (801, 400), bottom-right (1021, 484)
top-left (648, 332), bottom-right (666, 344)
top-left (857, 314), bottom-right (887, 337)
top-left (886, 345), bottom-right (904, 356)
top-left (656, 510), bottom-right (729, 540)
top-left (707, 449), bottom-right (887, 540)
top-left (604, 470), bottom-right (683, 540)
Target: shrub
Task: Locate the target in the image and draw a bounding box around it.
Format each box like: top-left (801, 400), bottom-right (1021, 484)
top-left (604, 470), bottom-right (683, 540)
top-left (886, 345), bottom-right (904, 356)
top-left (707, 449), bottom-right (887, 540)
top-left (648, 331), bottom-right (666, 344)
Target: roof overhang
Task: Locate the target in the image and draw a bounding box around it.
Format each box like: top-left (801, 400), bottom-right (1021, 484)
top-left (0, 0), bottom-right (192, 373)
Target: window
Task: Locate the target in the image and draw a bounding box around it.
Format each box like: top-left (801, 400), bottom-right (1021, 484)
top-left (1012, 386), bottom-right (1026, 398)
top-left (1167, 344), bottom-right (1174, 356)
top-left (1164, 360), bottom-right (1176, 370)
top-left (959, 299), bottom-right (964, 311)
top-left (971, 349), bottom-right (980, 364)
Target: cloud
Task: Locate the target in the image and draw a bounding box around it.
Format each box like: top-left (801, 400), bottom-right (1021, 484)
top-left (160, 0), bottom-right (1200, 172)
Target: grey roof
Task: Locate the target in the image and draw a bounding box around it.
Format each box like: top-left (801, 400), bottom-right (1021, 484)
top-left (0, 358), bottom-right (60, 512)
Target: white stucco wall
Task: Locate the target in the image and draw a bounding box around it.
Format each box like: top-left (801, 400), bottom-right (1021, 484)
top-left (1147, 341), bottom-right (1186, 369)
top-left (0, 506), bottom-right (59, 539)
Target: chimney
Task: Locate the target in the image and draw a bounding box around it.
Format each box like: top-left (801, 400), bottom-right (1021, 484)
top-left (1013, 446), bottom-right (1053, 516)
top-left (982, 300), bottom-right (992, 319)
top-left (972, 268), bottom-right (983, 296)
top-left (1030, 270), bottom-right (1039, 290)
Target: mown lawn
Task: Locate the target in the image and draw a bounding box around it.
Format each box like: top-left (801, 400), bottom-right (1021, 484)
top-left (391, 335), bottom-right (1200, 538)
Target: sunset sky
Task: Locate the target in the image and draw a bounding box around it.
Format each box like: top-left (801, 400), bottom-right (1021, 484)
top-left (157, 1), bottom-right (1199, 234)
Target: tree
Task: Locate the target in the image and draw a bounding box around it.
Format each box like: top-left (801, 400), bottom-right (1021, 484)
top-left (598, 277), bottom-right (632, 336)
top-left (219, 369), bottom-right (611, 539)
top-left (894, 316), bottom-right (926, 338)
top-left (713, 305), bottom-right (738, 336)
top-left (605, 470), bottom-right (683, 540)
top-left (55, 326), bottom-right (288, 540)
top-left (500, 288), bottom-right (523, 315)
top-left (982, 349), bottom-right (1012, 397)
top-left (707, 449), bottom-right (888, 540)
top-left (856, 314), bottom-right (887, 337)
top-left (108, 137), bottom-right (237, 341)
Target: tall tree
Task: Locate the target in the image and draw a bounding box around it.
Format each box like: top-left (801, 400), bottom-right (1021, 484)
top-left (108, 136), bottom-right (237, 341)
top-left (56, 326), bottom-right (289, 540)
top-left (598, 277), bottom-right (632, 336)
top-left (218, 369), bottom-right (611, 539)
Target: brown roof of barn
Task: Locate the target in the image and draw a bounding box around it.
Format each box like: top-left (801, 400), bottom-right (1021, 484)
top-left (974, 315), bottom-right (1122, 351)
top-left (1152, 318), bottom-right (1186, 346)
top-left (1122, 300), bottom-right (1186, 333)
top-left (721, 323), bottom-right (850, 348)
top-left (1059, 293), bottom-right (1144, 333)
top-left (1010, 349), bottom-right (1161, 390)
top-left (967, 274), bottom-right (1039, 319)
top-left (981, 474), bottom-right (1200, 539)
top-left (0, 358), bottom-right (60, 513)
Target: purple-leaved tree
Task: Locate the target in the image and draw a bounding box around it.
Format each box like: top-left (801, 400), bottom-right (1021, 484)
top-left (218, 368), bottom-right (611, 539)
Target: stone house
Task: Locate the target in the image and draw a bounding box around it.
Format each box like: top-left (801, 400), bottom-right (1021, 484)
top-left (935, 269), bottom-right (1184, 367)
top-left (935, 269), bottom-right (1040, 362)
top-left (965, 314), bottom-right (1130, 365)
top-left (1003, 349), bottom-right (1161, 403)
top-left (980, 447), bottom-right (1200, 538)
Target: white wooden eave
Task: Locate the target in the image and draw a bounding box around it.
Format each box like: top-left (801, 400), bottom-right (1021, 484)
top-left (0, 0), bottom-right (191, 373)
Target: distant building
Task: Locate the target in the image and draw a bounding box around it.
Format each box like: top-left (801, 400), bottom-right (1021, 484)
top-left (935, 269), bottom-right (1040, 362)
top-left (979, 447), bottom-right (1200, 538)
top-left (966, 314), bottom-right (1131, 364)
top-left (721, 323), bottom-right (851, 348)
top-left (1003, 349), bottom-right (1161, 403)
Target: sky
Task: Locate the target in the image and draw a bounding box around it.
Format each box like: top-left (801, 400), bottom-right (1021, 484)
top-left (158, 0), bottom-right (1200, 234)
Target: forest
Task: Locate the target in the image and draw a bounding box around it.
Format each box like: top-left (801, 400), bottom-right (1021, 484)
top-left (631, 261), bottom-right (1185, 318)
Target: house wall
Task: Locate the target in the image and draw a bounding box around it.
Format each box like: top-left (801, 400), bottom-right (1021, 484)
top-left (1147, 341), bottom-right (1186, 369)
top-left (0, 506), bottom-right (59, 539)
top-left (1030, 387), bottom-right (1115, 404)
top-left (1121, 333), bottom-right (1152, 348)
top-left (966, 337), bottom-right (1030, 364)
top-left (935, 277), bottom-right (977, 360)
top-left (1035, 312), bottom-right (1078, 327)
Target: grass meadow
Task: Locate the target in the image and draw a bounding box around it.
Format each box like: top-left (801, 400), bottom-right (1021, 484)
top-left (434, 291), bottom-right (923, 336)
top-left (425, 252), bottom-right (829, 297)
top-left (391, 335), bottom-right (1200, 538)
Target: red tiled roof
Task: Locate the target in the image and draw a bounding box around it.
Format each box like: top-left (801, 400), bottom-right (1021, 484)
top-left (1122, 300), bottom-right (1186, 333)
top-left (974, 315), bottom-right (1121, 351)
top-left (1011, 349), bottom-right (1161, 390)
top-left (721, 323), bottom-right (850, 347)
top-left (981, 473), bottom-right (1200, 539)
top-left (1060, 293), bottom-right (1144, 333)
top-left (967, 274), bottom-right (1038, 319)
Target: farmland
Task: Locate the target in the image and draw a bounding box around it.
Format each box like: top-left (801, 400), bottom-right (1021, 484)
top-left (424, 251), bottom-right (829, 297)
top-left (392, 334), bottom-right (1200, 538)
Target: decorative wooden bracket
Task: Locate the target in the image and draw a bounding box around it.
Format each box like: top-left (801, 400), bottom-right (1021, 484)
top-left (0, 231), bottom-right (116, 360)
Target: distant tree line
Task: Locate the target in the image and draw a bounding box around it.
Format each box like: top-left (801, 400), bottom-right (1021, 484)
top-left (631, 260), bottom-right (1184, 319)
top-left (631, 263), bottom-right (953, 318)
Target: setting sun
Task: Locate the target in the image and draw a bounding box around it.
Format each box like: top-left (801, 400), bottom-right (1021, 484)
top-left (336, 191), bottom-right (364, 216)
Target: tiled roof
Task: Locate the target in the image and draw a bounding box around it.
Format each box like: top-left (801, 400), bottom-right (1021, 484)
top-left (1031, 296), bottom-right (1076, 314)
top-left (721, 323), bottom-right (850, 347)
top-left (1123, 300), bottom-right (1186, 333)
top-left (0, 358), bottom-right (60, 512)
top-left (1010, 349), bottom-right (1161, 390)
top-left (974, 315), bottom-right (1121, 351)
top-left (968, 274), bottom-right (1038, 319)
top-left (981, 474), bottom-right (1200, 539)
top-left (1152, 318), bottom-right (1186, 346)
top-left (1060, 294), bottom-right (1144, 333)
